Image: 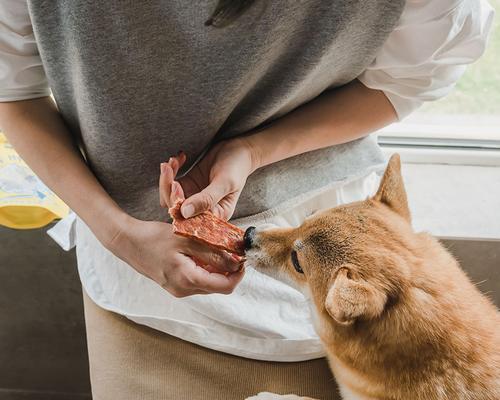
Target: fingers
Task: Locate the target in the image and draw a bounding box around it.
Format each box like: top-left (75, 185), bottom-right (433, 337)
top-left (182, 257), bottom-right (245, 295)
top-left (165, 252), bottom-right (245, 297)
top-left (170, 151), bottom-right (186, 176)
top-left (180, 177), bottom-right (228, 218)
top-left (190, 255), bottom-right (241, 275)
top-left (170, 180), bottom-right (185, 205)
top-left (183, 239), bottom-right (244, 273)
top-left (210, 192), bottom-right (240, 220)
top-left (159, 152), bottom-right (187, 208)
top-left (159, 163), bottom-right (174, 208)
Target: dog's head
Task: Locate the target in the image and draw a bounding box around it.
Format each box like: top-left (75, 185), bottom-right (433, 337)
top-left (244, 154), bottom-right (416, 328)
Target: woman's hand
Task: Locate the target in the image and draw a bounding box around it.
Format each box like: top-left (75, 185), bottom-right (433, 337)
top-left (160, 137), bottom-right (259, 220)
top-left (105, 143), bottom-right (251, 298)
top-left (107, 216), bottom-right (245, 297)
top-left (105, 139), bottom-right (257, 298)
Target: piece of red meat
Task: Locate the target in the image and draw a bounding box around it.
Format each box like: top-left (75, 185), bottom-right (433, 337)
top-left (168, 200), bottom-right (245, 256)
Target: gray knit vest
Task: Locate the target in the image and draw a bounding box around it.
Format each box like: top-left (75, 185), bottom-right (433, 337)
top-left (27, 0), bottom-right (405, 220)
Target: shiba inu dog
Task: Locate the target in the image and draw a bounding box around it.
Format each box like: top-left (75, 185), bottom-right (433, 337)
top-left (244, 154), bottom-right (500, 400)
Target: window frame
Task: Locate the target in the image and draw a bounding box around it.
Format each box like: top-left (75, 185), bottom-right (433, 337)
top-left (377, 119), bottom-right (500, 167)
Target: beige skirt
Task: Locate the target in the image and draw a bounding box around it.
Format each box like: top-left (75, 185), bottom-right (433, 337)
top-left (83, 291), bottom-right (341, 400)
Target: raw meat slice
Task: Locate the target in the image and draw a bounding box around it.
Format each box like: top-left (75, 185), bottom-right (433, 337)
top-left (169, 200), bottom-right (245, 256)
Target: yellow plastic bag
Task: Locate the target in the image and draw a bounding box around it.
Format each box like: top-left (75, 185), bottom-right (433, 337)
top-left (0, 132), bottom-right (69, 229)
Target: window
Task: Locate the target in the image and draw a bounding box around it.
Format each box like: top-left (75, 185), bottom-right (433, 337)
top-left (378, 0), bottom-right (500, 166)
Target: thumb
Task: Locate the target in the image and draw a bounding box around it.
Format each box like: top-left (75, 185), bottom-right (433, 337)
top-left (181, 180), bottom-right (227, 218)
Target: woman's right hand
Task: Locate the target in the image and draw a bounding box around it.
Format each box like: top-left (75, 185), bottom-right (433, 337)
top-left (106, 151), bottom-right (245, 297)
top-left (107, 216), bottom-right (245, 297)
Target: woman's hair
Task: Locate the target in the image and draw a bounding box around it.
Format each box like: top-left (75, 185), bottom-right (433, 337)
top-left (205, 0), bottom-right (258, 28)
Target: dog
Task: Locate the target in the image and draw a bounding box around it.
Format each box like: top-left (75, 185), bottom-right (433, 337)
top-left (244, 154), bottom-right (500, 400)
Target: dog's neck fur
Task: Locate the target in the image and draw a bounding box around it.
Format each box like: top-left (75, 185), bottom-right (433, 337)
top-left (248, 155), bottom-right (499, 399)
top-left (313, 232), bottom-right (500, 399)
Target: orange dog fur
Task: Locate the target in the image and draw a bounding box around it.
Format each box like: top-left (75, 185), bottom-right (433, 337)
top-left (245, 154), bottom-right (500, 400)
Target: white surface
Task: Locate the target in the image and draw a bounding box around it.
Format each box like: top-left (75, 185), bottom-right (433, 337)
top-left (0, 0), bottom-right (495, 122)
top-left (402, 163), bottom-right (500, 239)
top-left (46, 211), bottom-right (76, 251)
top-left (67, 172), bottom-right (380, 362)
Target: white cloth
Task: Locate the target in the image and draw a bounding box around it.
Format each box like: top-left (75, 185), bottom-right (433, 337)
top-left (47, 211), bottom-right (76, 251)
top-left (0, 0), bottom-right (51, 101)
top-left (0, 0), bottom-right (495, 119)
top-left (49, 170), bottom-right (382, 361)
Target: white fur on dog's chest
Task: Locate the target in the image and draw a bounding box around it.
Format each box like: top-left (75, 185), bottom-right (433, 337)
top-left (329, 354), bottom-right (377, 400)
top-left (337, 383), bottom-right (377, 400)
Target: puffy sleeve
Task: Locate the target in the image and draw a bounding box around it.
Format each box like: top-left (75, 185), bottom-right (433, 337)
top-left (0, 0), bottom-right (50, 102)
top-left (358, 0), bottom-right (495, 120)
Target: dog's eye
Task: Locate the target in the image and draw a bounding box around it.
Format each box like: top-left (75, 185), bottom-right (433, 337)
top-left (291, 250), bottom-right (303, 274)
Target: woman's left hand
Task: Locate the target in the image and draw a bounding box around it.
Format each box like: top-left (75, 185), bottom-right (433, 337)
top-left (160, 137), bottom-right (259, 220)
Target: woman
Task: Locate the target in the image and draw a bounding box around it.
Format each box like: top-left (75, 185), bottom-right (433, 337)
top-left (0, 0), bottom-right (493, 399)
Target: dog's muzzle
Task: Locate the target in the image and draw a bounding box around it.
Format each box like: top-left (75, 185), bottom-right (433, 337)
top-left (243, 226), bottom-right (256, 250)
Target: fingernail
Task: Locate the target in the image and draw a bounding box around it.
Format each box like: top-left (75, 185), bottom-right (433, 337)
top-left (231, 253), bottom-right (243, 262)
top-left (181, 203), bottom-right (194, 218)
top-left (171, 182), bottom-right (181, 201)
top-left (160, 163), bottom-right (167, 174)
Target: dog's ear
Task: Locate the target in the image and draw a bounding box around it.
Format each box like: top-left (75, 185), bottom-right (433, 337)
top-left (373, 154), bottom-right (411, 222)
top-left (325, 268), bottom-right (387, 325)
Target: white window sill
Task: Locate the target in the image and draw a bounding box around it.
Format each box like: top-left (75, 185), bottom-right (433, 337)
top-left (379, 114), bottom-right (500, 142)
top-left (381, 145), bottom-right (500, 167)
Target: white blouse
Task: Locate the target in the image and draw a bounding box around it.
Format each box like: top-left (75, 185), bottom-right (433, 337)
top-left (0, 0), bottom-right (494, 119)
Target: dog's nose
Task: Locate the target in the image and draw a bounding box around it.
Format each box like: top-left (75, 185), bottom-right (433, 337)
top-left (244, 226), bottom-right (256, 250)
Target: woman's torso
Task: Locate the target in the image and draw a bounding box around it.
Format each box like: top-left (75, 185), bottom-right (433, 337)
top-left (27, 0), bottom-right (404, 220)
top-left (30, 0), bottom-right (403, 360)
